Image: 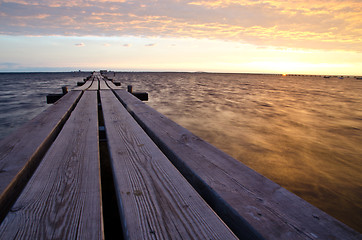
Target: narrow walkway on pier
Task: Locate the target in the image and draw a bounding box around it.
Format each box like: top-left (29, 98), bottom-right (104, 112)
top-left (0, 73), bottom-right (237, 239)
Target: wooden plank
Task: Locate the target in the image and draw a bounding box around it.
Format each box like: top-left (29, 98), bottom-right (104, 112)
top-left (100, 90), bottom-right (237, 240)
top-left (113, 89), bottom-right (361, 240)
top-left (0, 91), bottom-right (103, 239)
top-left (106, 81), bottom-right (122, 90)
top-left (0, 90), bottom-right (82, 221)
top-left (99, 79), bottom-right (110, 90)
top-left (73, 79), bottom-right (93, 90)
top-left (87, 77), bottom-right (99, 91)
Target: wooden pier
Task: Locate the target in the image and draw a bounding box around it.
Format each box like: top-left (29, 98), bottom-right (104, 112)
top-left (0, 72), bottom-right (360, 239)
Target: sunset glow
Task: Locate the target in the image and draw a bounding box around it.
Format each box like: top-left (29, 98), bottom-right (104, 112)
top-left (0, 0), bottom-right (361, 74)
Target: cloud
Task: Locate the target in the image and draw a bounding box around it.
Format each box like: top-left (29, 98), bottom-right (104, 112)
top-left (0, 0), bottom-right (361, 51)
top-left (122, 43), bottom-right (131, 47)
top-left (145, 43), bottom-right (156, 47)
top-left (75, 42), bottom-right (85, 47)
top-left (0, 62), bottom-right (21, 69)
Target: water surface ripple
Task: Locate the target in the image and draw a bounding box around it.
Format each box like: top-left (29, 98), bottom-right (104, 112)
top-left (114, 72), bottom-right (362, 232)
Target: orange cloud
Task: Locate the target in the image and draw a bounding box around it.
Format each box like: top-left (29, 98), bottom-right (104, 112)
top-left (0, 0), bottom-right (361, 51)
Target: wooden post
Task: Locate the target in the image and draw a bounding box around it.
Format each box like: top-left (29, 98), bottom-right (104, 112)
top-left (46, 86), bottom-right (69, 104)
top-left (127, 85), bottom-right (133, 93)
top-left (62, 86), bottom-right (68, 95)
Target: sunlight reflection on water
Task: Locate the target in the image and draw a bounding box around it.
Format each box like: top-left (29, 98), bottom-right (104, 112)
top-left (114, 72), bottom-right (362, 232)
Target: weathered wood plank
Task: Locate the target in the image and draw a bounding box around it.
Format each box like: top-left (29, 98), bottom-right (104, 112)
top-left (106, 81), bottom-right (122, 90)
top-left (0, 91), bottom-right (103, 239)
top-left (87, 77), bottom-right (99, 91)
top-left (73, 79), bottom-right (93, 90)
top-left (0, 90), bottom-right (82, 221)
top-left (99, 79), bottom-right (109, 90)
top-left (113, 89), bottom-right (361, 240)
top-left (100, 90), bottom-right (236, 240)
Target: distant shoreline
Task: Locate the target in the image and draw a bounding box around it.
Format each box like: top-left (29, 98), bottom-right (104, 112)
top-left (0, 71), bottom-right (361, 78)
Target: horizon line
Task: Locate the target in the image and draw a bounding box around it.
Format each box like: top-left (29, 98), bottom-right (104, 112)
top-left (0, 70), bottom-right (361, 77)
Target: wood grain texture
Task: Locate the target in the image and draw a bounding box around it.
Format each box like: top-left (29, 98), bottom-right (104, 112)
top-left (113, 89), bottom-right (362, 240)
top-left (106, 81), bottom-right (122, 90)
top-left (0, 91), bottom-right (82, 221)
top-left (73, 79), bottom-right (93, 90)
top-left (0, 91), bottom-right (103, 239)
top-left (100, 90), bottom-right (236, 240)
top-left (99, 79), bottom-right (109, 90)
top-left (87, 77), bottom-right (99, 91)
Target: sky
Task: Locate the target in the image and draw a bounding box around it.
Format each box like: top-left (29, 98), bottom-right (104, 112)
top-left (0, 0), bottom-right (361, 75)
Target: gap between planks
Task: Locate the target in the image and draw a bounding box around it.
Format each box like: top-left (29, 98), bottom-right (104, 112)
top-left (100, 90), bottom-right (237, 240)
top-left (0, 91), bottom-right (103, 239)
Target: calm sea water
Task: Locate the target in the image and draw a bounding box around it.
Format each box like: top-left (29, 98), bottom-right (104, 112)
top-left (0, 72), bottom-right (361, 232)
